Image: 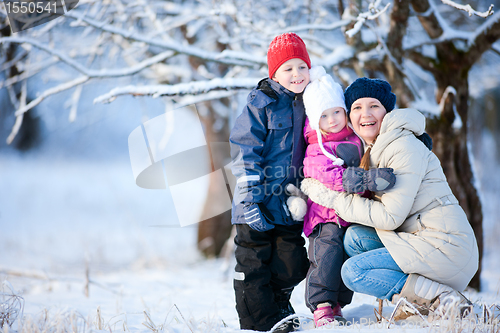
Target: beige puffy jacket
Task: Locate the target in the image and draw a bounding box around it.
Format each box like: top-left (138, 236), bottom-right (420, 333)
top-left (334, 108), bottom-right (479, 291)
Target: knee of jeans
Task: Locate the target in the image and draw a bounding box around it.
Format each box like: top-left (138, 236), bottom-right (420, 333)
top-left (340, 259), bottom-right (357, 291)
top-left (343, 227), bottom-right (360, 257)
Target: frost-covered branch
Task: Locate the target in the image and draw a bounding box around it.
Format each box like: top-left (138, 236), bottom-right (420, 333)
top-left (0, 49), bottom-right (27, 72)
top-left (14, 76), bottom-right (89, 117)
top-left (0, 37), bottom-right (176, 78)
top-left (94, 77), bottom-right (260, 104)
top-left (441, 0), bottom-right (494, 18)
top-left (367, 23), bottom-right (420, 101)
top-left (467, 11), bottom-right (500, 52)
top-left (63, 10), bottom-right (265, 68)
top-left (345, 1), bottom-right (391, 38)
top-left (0, 58), bottom-right (58, 90)
top-left (439, 86), bottom-right (457, 113)
top-left (6, 81), bottom-right (27, 145)
top-left (274, 20), bottom-right (351, 35)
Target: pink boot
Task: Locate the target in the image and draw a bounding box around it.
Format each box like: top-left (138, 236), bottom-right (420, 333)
top-left (313, 304), bottom-right (335, 327)
top-left (332, 303), bottom-right (347, 324)
top-left (313, 303), bottom-right (347, 327)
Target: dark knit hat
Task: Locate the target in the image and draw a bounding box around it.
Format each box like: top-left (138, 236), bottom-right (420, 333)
top-left (267, 32), bottom-right (311, 78)
top-left (344, 77), bottom-right (396, 115)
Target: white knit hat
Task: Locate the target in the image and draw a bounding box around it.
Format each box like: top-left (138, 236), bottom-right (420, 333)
top-left (303, 66), bottom-right (346, 166)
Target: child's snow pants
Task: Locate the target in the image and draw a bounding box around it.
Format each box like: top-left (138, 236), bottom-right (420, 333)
top-left (305, 222), bottom-right (353, 312)
top-left (233, 223), bottom-right (309, 331)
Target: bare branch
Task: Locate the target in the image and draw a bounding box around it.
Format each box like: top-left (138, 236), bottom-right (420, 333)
top-left (367, 24), bottom-right (420, 101)
top-left (63, 10), bottom-right (264, 68)
top-left (14, 76), bottom-right (89, 117)
top-left (490, 44), bottom-right (500, 56)
top-left (466, 11), bottom-right (500, 62)
top-left (275, 20), bottom-right (351, 35)
top-left (441, 0), bottom-right (494, 18)
top-left (0, 37), bottom-right (177, 78)
top-left (0, 49), bottom-right (27, 72)
top-left (68, 84), bottom-right (83, 122)
top-left (94, 77), bottom-right (260, 104)
top-left (411, 0), bottom-right (445, 39)
top-left (174, 91), bottom-right (238, 109)
top-left (0, 58), bottom-right (58, 90)
top-left (345, 1), bottom-right (391, 38)
top-left (406, 50), bottom-right (439, 74)
top-left (6, 80), bottom-right (27, 144)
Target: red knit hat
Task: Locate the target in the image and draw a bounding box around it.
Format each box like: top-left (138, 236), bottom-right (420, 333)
top-left (267, 33), bottom-right (311, 78)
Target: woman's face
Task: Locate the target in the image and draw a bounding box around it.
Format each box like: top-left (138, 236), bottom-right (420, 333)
top-left (349, 97), bottom-right (387, 144)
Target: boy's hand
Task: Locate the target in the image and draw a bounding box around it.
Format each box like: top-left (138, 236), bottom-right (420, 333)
top-left (342, 167), bottom-right (396, 193)
top-left (243, 203), bottom-right (275, 232)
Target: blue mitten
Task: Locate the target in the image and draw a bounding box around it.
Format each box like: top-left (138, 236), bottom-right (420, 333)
top-left (243, 203), bottom-right (275, 232)
top-left (336, 143), bottom-right (361, 167)
top-left (342, 167), bottom-right (396, 193)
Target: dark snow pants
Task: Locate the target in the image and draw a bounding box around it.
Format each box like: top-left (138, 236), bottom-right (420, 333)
top-left (234, 223), bottom-right (309, 331)
top-left (305, 223), bottom-right (353, 312)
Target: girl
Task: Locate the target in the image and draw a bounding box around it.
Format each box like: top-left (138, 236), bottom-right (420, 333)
top-left (298, 67), bottom-right (396, 326)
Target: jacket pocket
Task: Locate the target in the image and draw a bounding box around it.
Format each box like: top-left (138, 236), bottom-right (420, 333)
top-left (267, 116), bottom-right (293, 148)
top-left (397, 213), bottom-right (424, 234)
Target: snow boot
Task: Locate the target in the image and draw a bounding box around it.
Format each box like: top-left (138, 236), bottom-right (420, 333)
top-left (271, 288), bottom-right (297, 333)
top-left (275, 288), bottom-right (295, 318)
top-left (391, 273), bottom-right (472, 321)
top-left (332, 303), bottom-right (347, 324)
top-left (270, 313), bottom-right (297, 333)
top-left (313, 303), bottom-right (346, 327)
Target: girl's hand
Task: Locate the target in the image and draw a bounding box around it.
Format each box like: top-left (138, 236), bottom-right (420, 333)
top-left (285, 184), bottom-right (308, 221)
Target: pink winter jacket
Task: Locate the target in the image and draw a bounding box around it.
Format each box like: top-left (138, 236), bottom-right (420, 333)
top-left (302, 118), bottom-right (364, 237)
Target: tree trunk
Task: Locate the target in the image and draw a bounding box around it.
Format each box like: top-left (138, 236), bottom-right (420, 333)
top-left (197, 102), bottom-right (233, 257)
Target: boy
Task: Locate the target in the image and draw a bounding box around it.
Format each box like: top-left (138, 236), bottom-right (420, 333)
top-left (229, 33), bottom-right (311, 332)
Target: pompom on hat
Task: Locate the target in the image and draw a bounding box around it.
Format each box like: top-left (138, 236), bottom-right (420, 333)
top-left (303, 66), bottom-right (346, 166)
top-left (267, 32), bottom-right (311, 78)
top-left (344, 77), bottom-right (396, 115)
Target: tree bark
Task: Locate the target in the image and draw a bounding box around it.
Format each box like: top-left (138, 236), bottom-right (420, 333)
top-left (197, 102), bottom-right (233, 257)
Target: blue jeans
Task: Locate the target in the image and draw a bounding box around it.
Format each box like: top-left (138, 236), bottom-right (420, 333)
top-left (341, 225), bottom-right (408, 301)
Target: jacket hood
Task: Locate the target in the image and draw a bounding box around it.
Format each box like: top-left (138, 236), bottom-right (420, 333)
top-left (380, 108), bottom-right (425, 136)
top-left (371, 108), bottom-right (426, 164)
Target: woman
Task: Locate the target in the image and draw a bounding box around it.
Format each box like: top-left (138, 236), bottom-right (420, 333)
top-left (327, 77), bottom-right (478, 315)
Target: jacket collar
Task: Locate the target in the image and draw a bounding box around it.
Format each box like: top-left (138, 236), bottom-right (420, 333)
top-left (266, 78), bottom-right (296, 101)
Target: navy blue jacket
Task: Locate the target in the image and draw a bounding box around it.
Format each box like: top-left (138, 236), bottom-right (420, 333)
top-left (230, 78), bottom-right (306, 226)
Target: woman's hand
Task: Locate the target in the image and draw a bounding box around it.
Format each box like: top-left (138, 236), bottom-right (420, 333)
top-left (342, 167), bottom-right (396, 193)
top-left (300, 178), bottom-right (339, 209)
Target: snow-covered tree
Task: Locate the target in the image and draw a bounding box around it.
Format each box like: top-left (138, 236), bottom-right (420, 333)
top-left (1, 0), bottom-right (499, 290)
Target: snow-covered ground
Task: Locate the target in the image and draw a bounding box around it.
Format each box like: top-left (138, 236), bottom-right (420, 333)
top-left (1, 88), bottom-right (500, 332)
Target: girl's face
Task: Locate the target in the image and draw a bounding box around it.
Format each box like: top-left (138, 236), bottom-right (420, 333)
top-left (319, 107), bottom-right (347, 134)
top-left (272, 58), bottom-right (310, 94)
top-left (349, 97), bottom-right (387, 144)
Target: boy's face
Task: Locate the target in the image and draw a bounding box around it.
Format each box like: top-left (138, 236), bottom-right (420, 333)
top-left (272, 58), bottom-right (310, 94)
top-left (319, 107), bottom-right (347, 134)
top-left (349, 97), bottom-right (387, 144)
